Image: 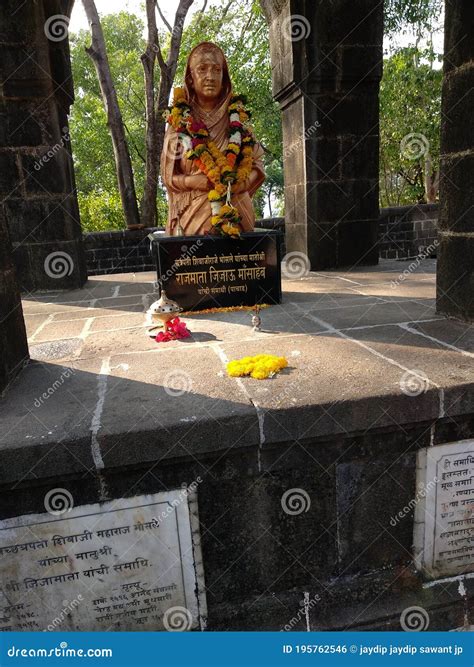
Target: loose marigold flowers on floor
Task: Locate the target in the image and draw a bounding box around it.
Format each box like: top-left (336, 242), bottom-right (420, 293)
top-left (227, 354), bottom-right (288, 380)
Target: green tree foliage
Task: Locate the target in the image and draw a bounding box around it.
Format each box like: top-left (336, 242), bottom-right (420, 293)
top-left (379, 46), bottom-right (442, 206)
top-left (384, 0), bottom-right (442, 35)
top-left (77, 191), bottom-right (124, 232)
top-left (69, 12), bottom-right (167, 231)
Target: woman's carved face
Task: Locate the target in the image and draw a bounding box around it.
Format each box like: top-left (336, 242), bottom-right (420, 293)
top-left (190, 50), bottom-right (224, 103)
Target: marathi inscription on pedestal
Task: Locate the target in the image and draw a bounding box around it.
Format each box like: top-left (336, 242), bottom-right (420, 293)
top-left (415, 439), bottom-right (474, 578)
top-left (0, 490), bottom-right (206, 631)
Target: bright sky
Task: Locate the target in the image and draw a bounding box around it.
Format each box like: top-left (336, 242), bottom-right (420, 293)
top-left (70, 0), bottom-right (444, 56)
top-left (70, 0), bottom-right (209, 33)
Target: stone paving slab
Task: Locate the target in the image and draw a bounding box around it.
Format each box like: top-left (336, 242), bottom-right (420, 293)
top-left (0, 357), bottom-right (103, 484)
top-left (94, 295), bottom-right (148, 309)
top-left (97, 348), bottom-right (260, 469)
top-left (21, 300), bottom-right (89, 316)
top-left (87, 312), bottom-right (145, 332)
top-left (218, 334), bottom-right (442, 445)
top-left (313, 258), bottom-right (436, 279)
top-left (52, 304), bottom-right (146, 320)
top-left (184, 308), bottom-right (327, 339)
top-left (352, 282), bottom-right (437, 299)
top-left (77, 326), bottom-right (156, 361)
top-left (0, 259), bottom-right (472, 483)
top-left (33, 318), bottom-right (88, 344)
top-left (279, 280), bottom-right (356, 300)
top-left (298, 299), bottom-right (438, 330)
top-left (407, 319), bottom-right (474, 352)
top-left (29, 339), bottom-right (84, 362)
top-left (348, 325), bottom-right (474, 417)
top-left (23, 313), bottom-right (49, 338)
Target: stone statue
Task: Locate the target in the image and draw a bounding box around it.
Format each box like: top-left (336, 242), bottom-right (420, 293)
top-left (161, 42), bottom-right (266, 237)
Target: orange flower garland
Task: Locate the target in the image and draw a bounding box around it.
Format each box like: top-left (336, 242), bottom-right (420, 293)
top-left (181, 304), bottom-right (271, 316)
top-left (164, 88), bottom-right (256, 238)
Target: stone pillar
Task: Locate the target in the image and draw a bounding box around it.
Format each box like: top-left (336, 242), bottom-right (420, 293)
top-left (436, 0), bottom-right (473, 321)
top-left (0, 0), bottom-right (86, 291)
top-left (261, 0), bottom-right (383, 269)
top-left (0, 210), bottom-right (28, 394)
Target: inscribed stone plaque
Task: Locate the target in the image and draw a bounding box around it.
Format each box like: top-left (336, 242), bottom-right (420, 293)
top-left (414, 439), bottom-right (474, 579)
top-left (150, 229), bottom-right (283, 311)
top-left (0, 490), bottom-right (206, 631)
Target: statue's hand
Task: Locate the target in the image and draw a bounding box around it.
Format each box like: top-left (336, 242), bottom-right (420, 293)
top-left (185, 174), bottom-right (210, 191)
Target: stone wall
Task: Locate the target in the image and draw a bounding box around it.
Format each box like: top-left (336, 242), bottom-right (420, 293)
top-left (83, 227), bottom-right (159, 276)
top-left (1, 399), bottom-right (472, 630)
top-left (83, 209), bottom-right (437, 276)
top-left (0, 211), bottom-right (28, 394)
top-left (83, 219), bottom-right (286, 276)
top-left (379, 203), bottom-right (438, 260)
top-left (262, 0), bottom-right (383, 270)
top-left (436, 0), bottom-right (473, 321)
top-left (0, 0), bottom-right (86, 291)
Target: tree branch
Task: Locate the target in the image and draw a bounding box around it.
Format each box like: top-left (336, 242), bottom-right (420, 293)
top-left (221, 0), bottom-right (235, 22)
top-left (155, 1), bottom-right (172, 33)
top-left (154, 38), bottom-right (166, 73)
top-left (81, 0), bottom-right (140, 228)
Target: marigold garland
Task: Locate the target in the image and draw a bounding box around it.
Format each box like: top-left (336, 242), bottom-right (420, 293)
top-left (164, 88), bottom-right (256, 238)
top-left (227, 354), bottom-right (288, 380)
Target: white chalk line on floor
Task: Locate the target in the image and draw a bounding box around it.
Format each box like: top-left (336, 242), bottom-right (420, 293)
top-left (398, 322), bottom-right (474, 359)
top-left (89, 356), bottom-right (111, 471)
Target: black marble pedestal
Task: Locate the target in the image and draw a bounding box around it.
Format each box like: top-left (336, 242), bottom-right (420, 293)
top-left (150, 229), bottom-right (283, 311)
